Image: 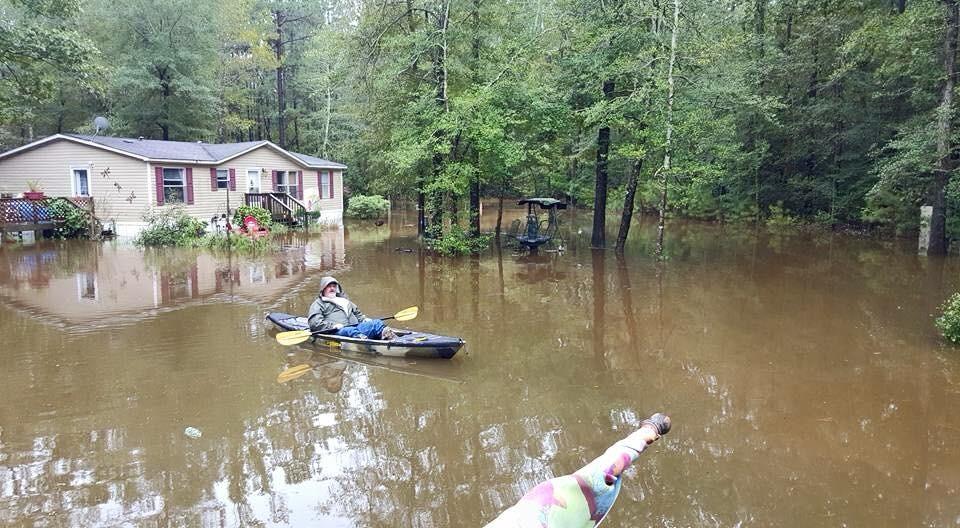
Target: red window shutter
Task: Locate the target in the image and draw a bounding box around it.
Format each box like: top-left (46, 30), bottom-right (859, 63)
top-left (317, 171), bottom-right (322, 196)
top-left (297, 170), bottom-right (303, 199)
top-left (155, 166), bottom-right (164, 205)
top-left (210, 167), bottom-right (217, 191)
top-left (228, 168), bottom-right (236, 191)
top-left (272, 170), bottom-right (278, 191)
top-left (329, 171), bottom-right (335, 199)
top-left (186, 167), bottom-right (194, 204)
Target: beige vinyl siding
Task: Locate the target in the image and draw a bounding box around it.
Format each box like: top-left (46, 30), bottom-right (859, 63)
top-left (149, 146), bottom-right (311, 221)
top-left (0, 139), bottom-right (150, 225)
top-left (312, 170), bottom-right (343, 212)
top-left (217, 146), bottom-right (342, 214)
top-left (0, 139), bottom-right (344, 231)
top-left (150, 162), bottom-right (234, 222)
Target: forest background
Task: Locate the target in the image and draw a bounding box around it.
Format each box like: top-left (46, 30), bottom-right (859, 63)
top-left (2, 0), bottom-right (959, 252)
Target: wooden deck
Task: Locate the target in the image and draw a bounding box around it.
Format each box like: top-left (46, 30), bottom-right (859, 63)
top-left (244, 192), bottom-right (307, 226)
top-left (0, 197), bottom-right (97, 238)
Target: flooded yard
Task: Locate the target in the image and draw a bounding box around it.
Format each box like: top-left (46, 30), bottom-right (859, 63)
top-left (1, 211), bottom-right (959, 526)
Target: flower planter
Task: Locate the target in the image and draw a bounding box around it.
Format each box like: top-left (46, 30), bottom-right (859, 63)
top-left (23, 191), bottom-right (45, 200)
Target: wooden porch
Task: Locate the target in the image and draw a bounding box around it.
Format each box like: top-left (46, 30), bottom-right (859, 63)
top-left (244, 192), bottom-right (308, 226)
top-left (0, 197), bottom-right (100, 239)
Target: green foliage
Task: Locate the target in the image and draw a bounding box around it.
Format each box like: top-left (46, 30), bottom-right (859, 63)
top-left (86, 0), bottom-right (218, 139)
top-left (0, 0), bottom-right (100, 142)
top-left (2, 0), bottom-right (958, 247)
top-left (346, 194), bottom-right (390, 219)
top-left (232, 205), bottom-right (272, 228)
top-left (135, 207), bottom-right (207, 247)
top-left (428, 226), bottom-right (491, 256)
top-left (766, 203), bottom-right (798, 231)
top-left (46, 198), bottom-right (90, 239)
top-left (936, 292), bottom-right (960, 345)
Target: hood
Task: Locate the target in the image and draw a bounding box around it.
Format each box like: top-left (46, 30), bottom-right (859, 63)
top-left (318, 276), bottom-right (344, 297)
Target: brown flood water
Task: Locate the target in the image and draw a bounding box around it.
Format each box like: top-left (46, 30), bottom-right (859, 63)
top-left (1, 207), bottom-right (959, 527)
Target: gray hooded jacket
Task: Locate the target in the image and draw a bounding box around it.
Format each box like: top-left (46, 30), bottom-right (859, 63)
top-left (307, 276), bottom-right (368, 333)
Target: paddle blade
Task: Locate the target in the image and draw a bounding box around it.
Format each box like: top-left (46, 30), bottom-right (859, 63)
top-left (277, 363), bottom-right (313, 383)
top-left (393, 306), bottom-right (419, 322)
top-left (276, 329), bottom-right (314, 346)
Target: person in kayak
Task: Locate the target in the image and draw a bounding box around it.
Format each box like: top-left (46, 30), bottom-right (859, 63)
top-left (307, 276), bottom-right (397, 340)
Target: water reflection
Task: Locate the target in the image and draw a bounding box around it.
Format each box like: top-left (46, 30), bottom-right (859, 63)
top-left (0, 229), bottom-right (346, 330)
top-left (1, 212), bottom-right (960, 526)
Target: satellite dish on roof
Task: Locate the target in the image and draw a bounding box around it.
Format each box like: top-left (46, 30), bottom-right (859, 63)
top-left (93, 116), bottom-right (109, 136)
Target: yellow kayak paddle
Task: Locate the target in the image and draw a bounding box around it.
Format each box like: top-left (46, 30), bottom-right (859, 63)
top-left (274, 306), bottom-right (419, 346)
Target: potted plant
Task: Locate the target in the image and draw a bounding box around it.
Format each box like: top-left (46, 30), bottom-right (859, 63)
top-left (24, 180), bottom-right (45, 200)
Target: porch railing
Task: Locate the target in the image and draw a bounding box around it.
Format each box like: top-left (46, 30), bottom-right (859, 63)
top-left (244, 192), bottom-right (307, 226)
top-left (0, 197), bottom-right (99, 237)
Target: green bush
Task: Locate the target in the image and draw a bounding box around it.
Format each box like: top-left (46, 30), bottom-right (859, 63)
top-left (429, 226), bottom-right (491, 256)
top-left (346, 194), bottom-right (390, 219)
top-left (813, 210), bottom-right (835, 228)
top-left (936, 292), bottom-right (960, 344)
top-left (135, 206), bottom-right (207, 247)
top-left (233, 205), bottom-right (272, 228)
top-left (766, 203), bottom-right (797, 231)
top-left (46, 198), bottom-right (90, 239)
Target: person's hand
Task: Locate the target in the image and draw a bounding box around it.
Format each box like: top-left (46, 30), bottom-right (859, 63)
top-left (333, 323), bottom-right (344, 330)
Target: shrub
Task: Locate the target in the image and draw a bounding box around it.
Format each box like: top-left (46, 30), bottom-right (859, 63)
top-left (135, 206), bottom-right (207, 247)
top-left (936, 292), bottom-right (960, 344)
top-left (429, 226), bottom-right (491, 256)
top-left (46, 198), bottom-right (90, 239)
top-left (346, 194), bottom-right (390, 219)
top-left (766, 203), bottom-right (797, 231)
top-left (233, 205), bottom-right (272, 228)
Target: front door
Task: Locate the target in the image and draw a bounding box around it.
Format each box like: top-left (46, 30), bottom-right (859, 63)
top-left (247, 169), bottom-right (260, 193)
top-left (72, 168), bottom-right (89, 196)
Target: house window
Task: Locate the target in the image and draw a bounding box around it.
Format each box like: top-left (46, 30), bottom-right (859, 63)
top-left (247, 169), bottom-right (260, 193)
top-left (216, 169), bottom-right (229, 189)
top-left (277, 170), bottom-right (298, 196)
top-left (163, 168), bottom-right (185, 203)
top-left (320, 171), bottom-right (330, 199)
top-left (72, 168), bottom-right (90, 196)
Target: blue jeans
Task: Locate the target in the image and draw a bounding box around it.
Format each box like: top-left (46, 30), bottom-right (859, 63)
top-left (335, 319), bottom-right (385, 339)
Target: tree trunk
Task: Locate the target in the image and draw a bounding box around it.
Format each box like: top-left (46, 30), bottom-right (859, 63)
top-left (591, 79), bottom-right (615, 248)
top-left (429, 0), bottom-right (451, 233)
top-left (469, 0), bottom-right (482, 237)
top-left (495, 193), bottom-right (504, 239)
top-left (656, 0), bottom-right (680, 258)
top-left (615, 159), bottom-right (642, 253)
top-left (273, 10), bottom-right (287, 149)
top-left (450, 192), bottom-right (459, 227)
top-left (322, 82), bottom-right (332, 158)
top-left (159, 67), bottom-right (171, 140)
top-left (276, 65), bottom-right (286, 148)
top-left (929, 0), bottom-right (959, 255)
top-left (417, 176), bottom-right (427, 236)
top-left (470, 169), bottom-right (481, 236)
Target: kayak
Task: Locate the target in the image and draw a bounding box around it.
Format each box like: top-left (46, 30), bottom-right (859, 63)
top-left (266, 312), bottom-right (464, 359)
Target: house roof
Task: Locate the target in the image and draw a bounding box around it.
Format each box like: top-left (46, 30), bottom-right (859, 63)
top-left (0, 133), bottom-right (347, 169)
